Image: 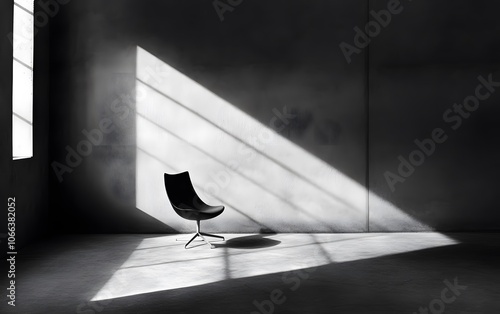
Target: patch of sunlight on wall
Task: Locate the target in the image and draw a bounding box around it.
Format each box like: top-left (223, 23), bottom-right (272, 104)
top-left (135, 46), bottom-right (427, 233)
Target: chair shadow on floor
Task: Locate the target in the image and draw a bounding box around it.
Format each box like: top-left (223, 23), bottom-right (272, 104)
top-left (213, 234), bottom-right (281, 249)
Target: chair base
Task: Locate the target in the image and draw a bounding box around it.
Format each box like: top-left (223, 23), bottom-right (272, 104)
top-left (177, 220), bottom-right (225, 249)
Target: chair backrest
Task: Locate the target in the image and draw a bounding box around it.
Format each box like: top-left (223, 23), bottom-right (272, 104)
top-left (164, 171), bottom-right (200, 209)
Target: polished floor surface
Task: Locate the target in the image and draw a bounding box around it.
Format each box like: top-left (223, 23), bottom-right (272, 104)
top-left (2, 233), bottom-right (500, 313)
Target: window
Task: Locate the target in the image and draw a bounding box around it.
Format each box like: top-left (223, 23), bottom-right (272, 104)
top-left (11, 0), bottom-right (34, 159)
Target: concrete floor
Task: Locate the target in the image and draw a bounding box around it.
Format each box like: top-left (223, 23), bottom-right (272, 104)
top-left (2, 233), bottom-right (500, 313)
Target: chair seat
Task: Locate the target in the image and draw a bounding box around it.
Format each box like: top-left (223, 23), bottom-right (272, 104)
top-left (174, 205), bottom-right (224, 221)
top-left (177, 205), bottom-right (224, 214)
top-left (199, 205), bottom-right (224, 214)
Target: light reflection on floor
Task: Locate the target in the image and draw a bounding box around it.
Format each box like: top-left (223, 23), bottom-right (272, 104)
top-left (91, 232), bottom-right (457, 301)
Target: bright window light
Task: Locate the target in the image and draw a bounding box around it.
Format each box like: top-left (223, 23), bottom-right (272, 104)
top-left (12, 0), bottom-right (34, 160)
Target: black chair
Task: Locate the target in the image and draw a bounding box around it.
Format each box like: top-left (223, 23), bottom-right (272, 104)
top-left (164, 171), bottom-right (225, 249)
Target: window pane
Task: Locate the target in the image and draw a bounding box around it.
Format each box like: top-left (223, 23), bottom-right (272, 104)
top-left (12, 59), bottom-right (33, 122)
top-left (12, 0), bottom-right (34, 160)
top-left (13, 4), bottom-right (34, 68)
top-left (13, 114), bottom-right (32, 159)
top-left (14, 0), bottom-right (34, 13)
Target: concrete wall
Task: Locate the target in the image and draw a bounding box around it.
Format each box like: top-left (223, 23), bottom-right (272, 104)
top-left (368, 0), bottom-right (500, 231)
top-left (47, 0), bottom-right (500, 233)
top-left (1, 0), bottom-right (50, 249)
top-left (48, 0), bottom-right (368, 233)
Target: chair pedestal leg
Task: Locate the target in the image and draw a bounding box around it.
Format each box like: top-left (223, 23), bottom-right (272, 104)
top-left (180, 220), bottom-right (225, 249)
top-left (184, 233), bottom-right (199, 248)
top-left (199, 232), bottom-right (225, 241)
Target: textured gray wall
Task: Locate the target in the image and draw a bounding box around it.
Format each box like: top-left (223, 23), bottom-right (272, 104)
top-left (47, 0), bottom-right (500, 233)
top-left (368, 0), bottom-right (500, 231)
top-left (49, 0), bottom-right (368, 233)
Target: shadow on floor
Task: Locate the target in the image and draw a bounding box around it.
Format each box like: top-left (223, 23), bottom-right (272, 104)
top-left (214, 234), bottom-right (281, 249)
